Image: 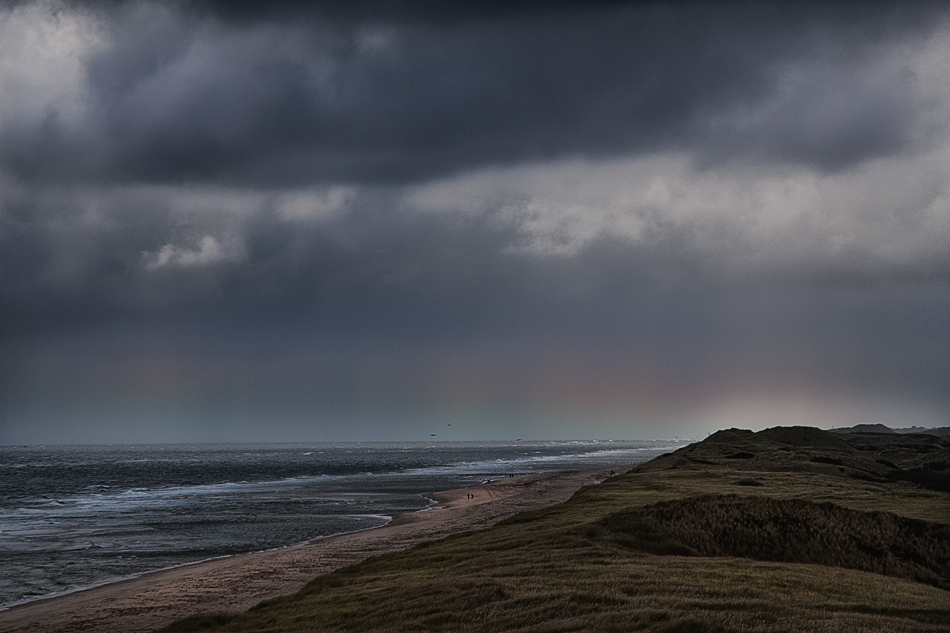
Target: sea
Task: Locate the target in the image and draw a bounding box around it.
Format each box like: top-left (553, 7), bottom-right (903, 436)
top-left (0, 440), bottom-right (682, 610)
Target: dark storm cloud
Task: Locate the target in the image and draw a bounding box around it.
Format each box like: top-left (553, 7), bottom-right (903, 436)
top-left (2, 0), bottom-right (949, 442)
top-left (0, 1), bottom-right (942, 188)
top-left (0, 185), bottom-right (627, 333)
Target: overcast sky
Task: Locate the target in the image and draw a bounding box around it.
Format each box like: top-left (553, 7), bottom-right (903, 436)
top-left (1, 0), bottom-right (948, 444)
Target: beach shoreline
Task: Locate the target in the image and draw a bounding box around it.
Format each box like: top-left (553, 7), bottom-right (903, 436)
top-left (0, 468), bottom-right (611, 633)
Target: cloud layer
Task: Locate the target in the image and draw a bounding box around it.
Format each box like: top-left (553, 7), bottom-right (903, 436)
top-left (1, 0), bottom-right (948, 442)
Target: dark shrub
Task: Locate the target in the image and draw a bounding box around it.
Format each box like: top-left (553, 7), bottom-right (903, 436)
top-left (594, 494), bottom-right (950, 589)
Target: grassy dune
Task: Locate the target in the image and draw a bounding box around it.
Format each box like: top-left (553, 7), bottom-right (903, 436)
top-left (161, 427), bottom-right (950, 633)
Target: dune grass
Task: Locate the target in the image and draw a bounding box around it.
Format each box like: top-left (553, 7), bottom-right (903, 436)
top-left (160, 430), bottom-right (950, 633)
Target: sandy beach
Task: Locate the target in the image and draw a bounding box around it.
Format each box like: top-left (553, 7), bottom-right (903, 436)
top-left (0, 468), bottom-right (610, 633)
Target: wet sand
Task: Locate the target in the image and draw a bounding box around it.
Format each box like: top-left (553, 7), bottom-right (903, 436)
top-left (0, 468), bottom-right (610, 633)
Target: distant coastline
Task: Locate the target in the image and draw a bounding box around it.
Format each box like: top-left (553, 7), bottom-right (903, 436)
top-left (0, 440), bottom-right (676, 610)
top-left (0, 468), bottom-right (610, 633)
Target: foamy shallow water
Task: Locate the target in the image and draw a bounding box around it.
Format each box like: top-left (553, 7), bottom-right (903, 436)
top-left (0, 440), bottom-right (683, 608)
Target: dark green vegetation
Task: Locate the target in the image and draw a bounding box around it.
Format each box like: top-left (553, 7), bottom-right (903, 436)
top-left (592, 494), bottom-right (950, 589)
top-left (160, 427), bottom-right (950, 633)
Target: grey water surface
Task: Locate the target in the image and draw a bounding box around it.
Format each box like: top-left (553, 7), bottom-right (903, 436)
top-left (0, 440), bottom-right (681, 608)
